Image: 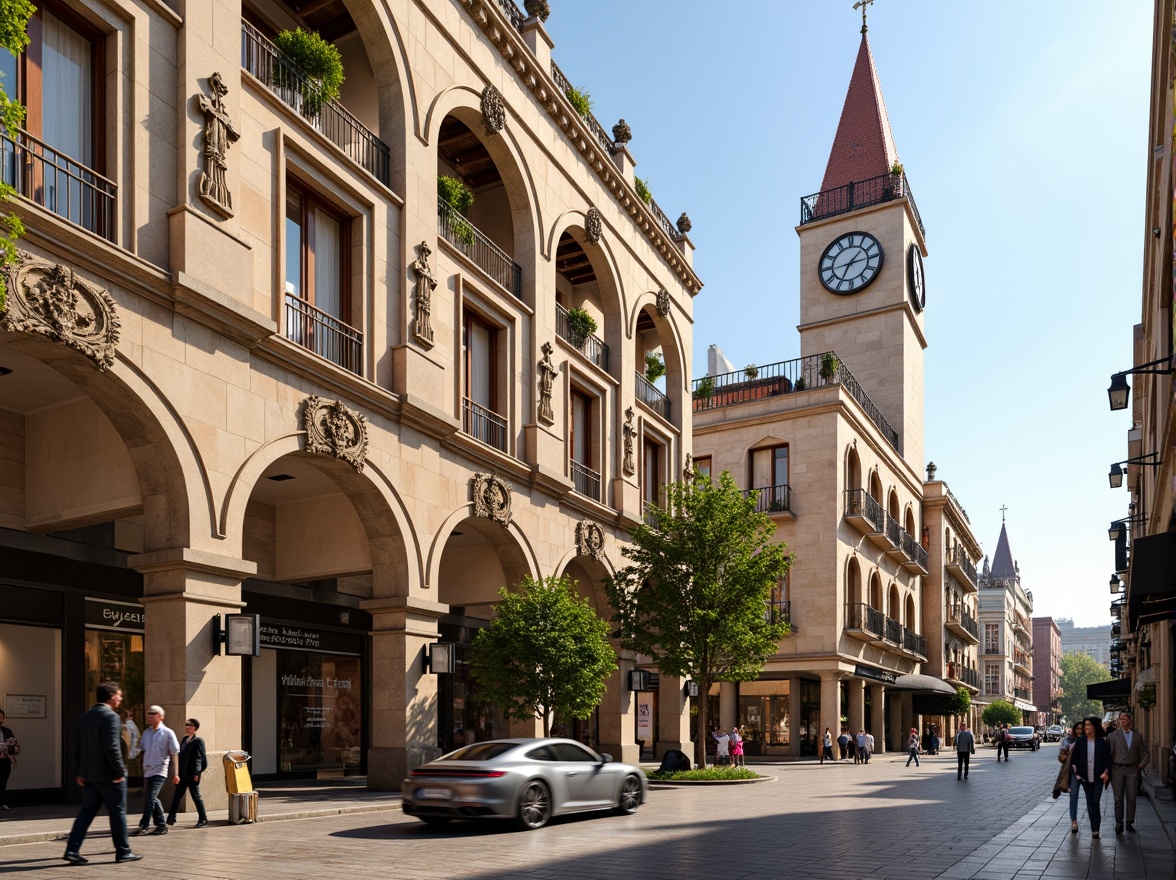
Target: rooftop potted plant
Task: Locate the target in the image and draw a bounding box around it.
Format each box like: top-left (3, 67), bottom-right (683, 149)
top-left (565, 306), bottom-right (597, 345)
top-left (438, 175), bottom-right (475, 248)
top-left (274, 28), bottom-right (345, 119)
top-left (645, 351), bottom-right (666, 383)
top-left (694, 375), bottom-right (714, 402)
top-left (819, 352), bottom-right (840, 383)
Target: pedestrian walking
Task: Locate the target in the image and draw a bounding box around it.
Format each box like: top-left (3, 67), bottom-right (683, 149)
top-left (1107, 710), bottom-right (1148, 833)
top-left (864, 731), bottom-right (874, 763)
top-left (1055, 720), bottom-right (1084, 833)
top-left (130, 705), bottom-right (179, 835)
top-left (837, 729), bottom-right (850, 760)
top-left (855, 730), bottom-right (867, 765)
top-left (993, 724), bottom-right (1006, 761)
top-left (63, 683), bottom-right (142, 865)
top-left (1071, 716), bottom-right (1112, 839)
top-left (820, 728), bottom-right (833, 764)
top-left (730, 726), bottom-right (745, 768)
top-left (0, 708), bottom-right (20, 809)
top-left (166, 718), bottom-right (209, 827)
top-left (906, 728), bottom-right (920, 767)
top-left (954, 722), bottom-right (976, 779)
top-left (712, 726), bottom-right (730, 766)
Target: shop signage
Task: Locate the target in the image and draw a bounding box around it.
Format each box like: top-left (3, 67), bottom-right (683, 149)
top-left (854, 664), bottom-right (897, 684)
top-left (85, 598), bottom-right (145, 633)
top-left (260, 623), bottom-right (362, 655)
top-left (4, 694), bottom-right (46, 718)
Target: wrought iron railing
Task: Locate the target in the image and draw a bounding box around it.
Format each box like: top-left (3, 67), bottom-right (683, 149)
top-left (285, 292), bottom-right (363, 374)
top-left (241, 21), bottom-right (391, 187)
top-left (0, 129), bottom-right (116, 241)
top-left (1013, 649), bottom-right (1031, 669)
top-left (947, 605), bottom-right (979, 640)
top-left (885, 616), bottom-right (902, 644)
top-left (493, 0), bottom-right (527, 31)
top-left (948, 545), bottom-right (978, 587)
top-left (844, 488), bottom-right (884, 531)
top-left (648, 197), bottom-right (681, 242)
top-left (745, 484), bottom-right (792, 515)
top-left (549, 61), bottom-right (617, 159)
top-left (462, 397), bottom-right (508, 452)
top-left (635, 371), bottom-right (670, 420)
top-left (885, 514), bottom-right (902, 549)
top-left (692, 353), bottom-right (900, 452)
top-left (799, 171), bottom-right (925, 239)
top-left (903, 627), bottom-right (927, 658)
top-left (845, 603), bottom-right (884, 639)
top-left (947, 663), bottom-right (980, 689)
top-left (437, 197), bottom-right (523, 298)
top-left (571, 459), bottom-right (600, 502)
top-left (555, 303), bottom-right (609, 370)
top-left (1014, 687), bottom-right (1032, 702)
top-left (766, 600), bottom-right (791, 627)
top-left (901, 531), bottom-right (928, 569)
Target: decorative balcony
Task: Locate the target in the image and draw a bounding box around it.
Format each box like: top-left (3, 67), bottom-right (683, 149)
top-left (946, 662), bottom-right (981, 691)
top-left (885, 616), bottom-right (903, 645)
top-left (635, 372), bottom-right (670, 421)
top-left (745, 484), bottom-right (793, 516)
top-left (438, 198), bottom-right (523, 298)
top-left (882, 514), bottom-right (905, 560)
top-left (241, 21), bottom-right (391, 186)
top-left (946, 605), bottom-right (980, 643)
top-left (900, 531), bottom-right (929, 574)
top-left (1013, 614), bottom-right (1030, 637)
top-left (555, 303), bottom-right (609, 371)
top-left (285, 292), bottom-right (363, 374)
top-left (1013, 649), bottom-right (1032, 674)
top-left (462, 397), bottom-right (508, 452)
top-left (946, 545), bottom-right (978, 592)
top-left (766, 600), bottom-right (791, 627)
top-left (1014, 687), bottom-right (1032, 702)
top-left (1, 129), bottom-right (116, 241)
top-left (570, 459), bottom-right (601, 502)
top-left (844, 488), bottom-right (884, 537)
top-left (844, 603), bottom-right (886, 645)
top-left (799, 171), bottom-right (925, 240)
top-left (692, 353), bottom-right (900, 454)
top-left (902, 626), bottom-right (927, 660)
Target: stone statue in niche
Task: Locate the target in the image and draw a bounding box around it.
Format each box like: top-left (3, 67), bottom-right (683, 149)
top-left (412, 241), bottom-right (437, 349)
top-left (481, 84), bottom-right (506, 134)
top-left (537, 341), bottom-right (557, 425)
top-left (194, 72), bottom-right (241, 217)
top-left (683, 453), bottom-right (693, 482)
top-left (622, 406), bottom-right (636, 477)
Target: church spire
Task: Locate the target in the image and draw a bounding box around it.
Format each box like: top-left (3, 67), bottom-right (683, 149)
top-left (989, 521), bottom-right (1017, 580)
top-left (817, 30), bottom-right (900, 195)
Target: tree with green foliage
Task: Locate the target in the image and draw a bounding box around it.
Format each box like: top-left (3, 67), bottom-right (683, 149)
top-left (981, 699), bottom-right (1020, 729)
top-left (471, 575), bottom-right (616, 737)
top-left (951, 686), bottom-right (971, 718)
top-left (1060, 651), bottom-right (1111, 721)
top-left (605, 470), bottom-right (792, 768)
top-left (0, 0), bottom-right (35, 296)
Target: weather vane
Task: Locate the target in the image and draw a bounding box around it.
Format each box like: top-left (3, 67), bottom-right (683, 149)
top-left (853, 0), bottom-right (874, 34)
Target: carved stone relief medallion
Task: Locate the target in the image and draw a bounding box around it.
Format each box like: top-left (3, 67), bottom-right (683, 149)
top-left (1, 252), bottom-right (120, 370)
top-left (576, 520), bottom-right (605, 560)
top-left (471, 473), bottom-right (512, 527)
top-left (302, 396), bottom-right (369, 472)
top-left (481, 84), bottom-right (506, 134)
top-left (655, 289), bottom-right (671, 318)
top-left (585, 207), bottom-right (603, 245)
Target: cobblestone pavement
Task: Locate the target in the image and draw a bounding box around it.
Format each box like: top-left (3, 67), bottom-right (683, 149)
top-left (1, 745), bottom-right (1171, 879)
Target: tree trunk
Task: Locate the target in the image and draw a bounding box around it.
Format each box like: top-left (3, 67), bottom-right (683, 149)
top-left (696, 682), bottom-right (708, 770)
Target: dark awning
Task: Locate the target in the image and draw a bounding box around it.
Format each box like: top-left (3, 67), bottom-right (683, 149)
top-left (891, 674), bottom-right (957, 695)
top-left (1087, 678), bottom-right (1132, 700)
top-left (1127, 531), bottom-right (1176, 628)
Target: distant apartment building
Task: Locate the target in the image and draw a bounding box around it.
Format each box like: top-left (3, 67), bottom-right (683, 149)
top-left (1056, 619), bottom-right (1112, 668)
top-left (1032, 617), bottom-right (1062, 724)
top-left (977, 520), bottom-right (1035, 723)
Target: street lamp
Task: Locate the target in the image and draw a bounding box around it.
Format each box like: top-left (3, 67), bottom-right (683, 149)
top-left (1107, 355), bottom-right (1174, 411)
top-left (1107, 453), bottom-right (1161, 489)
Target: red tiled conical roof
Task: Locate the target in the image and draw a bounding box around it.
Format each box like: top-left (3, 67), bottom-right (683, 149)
top-left (818, 33), bottom-right (899, 194)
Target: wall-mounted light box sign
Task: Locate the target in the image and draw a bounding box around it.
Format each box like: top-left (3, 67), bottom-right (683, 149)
top-left (628, 669), bottom-right (651, 692)
top-left (685, 681), bottom-right (699, 698)
top-left (213, 613), bottom-right (261, 657)
top-left (426, 642), bottom-right (456, 674)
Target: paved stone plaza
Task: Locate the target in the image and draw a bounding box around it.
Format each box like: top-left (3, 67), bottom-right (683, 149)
top-left (1, 746), bottom-right (1172, 879)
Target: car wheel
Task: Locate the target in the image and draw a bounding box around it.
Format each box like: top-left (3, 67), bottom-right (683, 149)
top-left (516, 781), bottom-right (552, 830)
top-left (615, 774), bottom-right (641, 815)
top-left (419, 816), bottom-right (451, 827)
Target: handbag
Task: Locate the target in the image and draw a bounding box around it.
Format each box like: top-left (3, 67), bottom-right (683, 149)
top-left (1052, 748), bottom-right (1073, 798)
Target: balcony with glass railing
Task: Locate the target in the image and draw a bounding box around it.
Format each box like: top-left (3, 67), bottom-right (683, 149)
top-left (555, 303), bottom-right (608, 371)
top-left (745, 484), bottom-right (792, 516)
top-left (285, 292), bottom-right (363, 374)
top-left (571, 459), bottom-right (601, 502)
top-left (462, 397), bottom-right (508, 452)
top-left (635, 371), bottom-right (670, 421)
top-left (438, 197), bottom-right (523, 298)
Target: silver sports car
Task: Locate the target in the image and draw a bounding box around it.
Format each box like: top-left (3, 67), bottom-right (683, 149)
top-left (401, 738), bottom-right (647, 830)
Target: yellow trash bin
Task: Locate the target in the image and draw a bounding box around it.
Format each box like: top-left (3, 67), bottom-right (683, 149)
top-left (222, 750), bottom-right (253, 795)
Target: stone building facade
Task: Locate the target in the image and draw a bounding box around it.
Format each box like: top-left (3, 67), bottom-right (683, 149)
top-left (977, 522), bottom-right (1036, 724)
top-left (0, 0), bottom-right (698, 807)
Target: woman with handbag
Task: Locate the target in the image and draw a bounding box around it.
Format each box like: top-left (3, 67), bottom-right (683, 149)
top-left (1053, 721), bottom-right (1084, 832)
top-left (0, 708), bottom-right (20, 810)
top-left (1070, 716), bottom-right (1112, 838)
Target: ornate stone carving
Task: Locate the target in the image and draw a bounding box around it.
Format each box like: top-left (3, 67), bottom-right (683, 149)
top-left (481, 84), bottom-right (506, 135)
top-left (524, 0), bottom-right (550, 22)
top-left (622, 406), bottom-right (636, 476)
top-left (612, 118), bottom-right (632, 145)
top-left (655, 289), bottom-right (671, 318)
top-left (302, 396), bottom-right (368, 472)
top-left (471, 473), bottom-right (512, 527)
top-left (676, 212), bottom-right (692, 235)
top-left (411, 241), bottom-right (437, 349)
top-left (683, 453), bottom-right (693, 482)
top-left (194, 72), bottom-right (241, 217)
top-left (576, 520), bottom-right (605, 560)
top-left (585, 207), bottom-right (603, 245)
top-left (1, 252), bottom-right (120, 370)
top-left (537, 341), bottom-right (557, 425)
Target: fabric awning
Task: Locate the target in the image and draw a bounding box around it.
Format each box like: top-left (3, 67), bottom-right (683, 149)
top-left (1013, 699), bottom-right (1037, 712)
top-left (890, 674), bottom-right (957, 695)
top-left (1087, 678), bottom-right (1132, 700)
top-left (1127, 531), bottom-right (1176, 627)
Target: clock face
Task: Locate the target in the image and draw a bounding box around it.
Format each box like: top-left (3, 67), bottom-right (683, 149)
top-left (908, 244), bottom-right (925, 311)
top-left (819, 232), bottom-right (883, 294)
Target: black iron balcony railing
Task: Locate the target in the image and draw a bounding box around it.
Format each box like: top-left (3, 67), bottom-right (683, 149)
top-left (1013, 649), bottom-right (1031, 669)
top-left (570, 459), bottom-right (601, 502)
top-left (884, 616), bottom-right (902, 645)
top-left (745, 484), bottom-right (793, 515)
top-left (885, 514), bottom-right (902, 549)
top-left (766, 599), bottom-right (791, 627)
top-left (555, 303), bottom-right (609, 371)
top-left (947, 605), bottom-right (979, 640)
top-left (947, 662), bottom-right (981, 689)
top-left (493, 0), bottom-right (527, 31)
top-left (799, 171), bottom-right (925, 239)
top-left (285, 292), bottom-right (363, 374)
top-left (550, 61), bottom-right (619, 162)
top-left (844, 488), bottom-right (884, 531)
top-left (845, 603), bottom-right (885, 639)
top-left (0, 129), bottom-right (116, 241)
top-left (1111, 622), bottom-right (1121, 637)
top-left (947, 544), bottom-right (978, 588)
top-left (462, 397), bottom-right (508, 452)
top-left (241, 21), bottom-right (391, 187)
top-left (1014, 687), bottom-right (1032, 702)
top-left (901, 530), bottom-right (929, 570)
top-left (903, 627), bottom-right (927, 658)
top-left (437, 197), bottom-right (523, 299)
top-left (692, 353), bottom-right (900, 453)
top-left (635, 371), bottom-right (670, 420)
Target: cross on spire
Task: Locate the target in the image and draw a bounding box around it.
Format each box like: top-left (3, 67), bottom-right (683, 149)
top-left (853, 0), bottom-right (875, 34)
top-left (999, 504), bottom-right (1008, 522)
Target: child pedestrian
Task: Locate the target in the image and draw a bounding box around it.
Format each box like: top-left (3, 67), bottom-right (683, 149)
top-left (730, 726), bottom-right (745, 767)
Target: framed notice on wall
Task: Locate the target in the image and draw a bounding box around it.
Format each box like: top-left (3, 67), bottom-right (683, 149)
top-left (5, 694), bottom-right (47, 719)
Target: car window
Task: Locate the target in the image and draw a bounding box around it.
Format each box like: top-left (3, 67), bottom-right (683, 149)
top-left (549, 742), bottom-right (598, 762)
top-left (1009, 727), bottom-right (1033, 735)
top-left (526, 746), bottom-right (557, 762)
top-left (441, 742), bottom-right (519, 761)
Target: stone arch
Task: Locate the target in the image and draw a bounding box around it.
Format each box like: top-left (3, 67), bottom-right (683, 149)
top-left (556, 549), bottom-right (616, 617)
top-left (905, 594), bottom-right (916, 629)
top-left (868, 469), bottom-right (883, 503)
top-left (888, 583), bottom-right (900, 620)
top-left (869, 571), bottom-right (883, 610)
top-left (887, 489), bottom-right (900, 522)
top-left (846, 556), bottom-right (862, 606)
top-left (628, 295), bottom-right (688, 427)
top-left (426, 503), bottom-right (540, 605)
top-left (904, 506), bottom-right (916, 537)
top-left (846, 445), bottom-right (862, 492)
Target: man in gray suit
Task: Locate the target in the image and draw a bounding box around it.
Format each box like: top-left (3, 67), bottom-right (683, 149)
top-left (63, 683), bottom-right (143, 865)
top-left (1107, 710), bottom-right (1148, 833)
top-left (954, 722), bottom-right (976, 780)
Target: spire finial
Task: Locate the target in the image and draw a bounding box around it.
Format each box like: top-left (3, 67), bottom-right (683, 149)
top-left (853, 0), bottom-right (874, 34)
top-left (999, 504), bottom-right (1008, 522)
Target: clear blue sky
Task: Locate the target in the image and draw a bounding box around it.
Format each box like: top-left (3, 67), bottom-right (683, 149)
top-left (547, 1), bottom-right (1151, 627)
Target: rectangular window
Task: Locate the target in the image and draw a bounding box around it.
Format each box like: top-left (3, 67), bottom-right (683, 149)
top-left (984, 623), bottom-right (1000, 654)
top-left (693, 456), bottom-right (711, 480)
top-left (984, 662), bottom-right (1000, 696)
top-left (751, 445), bottom-right (789, 488)
top-left (642, 438), bottom-right (661, 507)
top-left (462, 309), bottom-right (506, 452)
top-left (569, 388), bottom-right (599, 501)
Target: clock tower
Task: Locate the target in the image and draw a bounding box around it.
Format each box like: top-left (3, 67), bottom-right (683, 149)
top-left (796, 28), bottom-right (927, 473)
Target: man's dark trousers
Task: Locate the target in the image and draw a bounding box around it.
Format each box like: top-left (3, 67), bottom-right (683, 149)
top-left (957, 751), bottom-right (970, 778)
top-left (66, 780), bottom-right (131, 857)
top-left (138, 775), bottom-right (166, 829)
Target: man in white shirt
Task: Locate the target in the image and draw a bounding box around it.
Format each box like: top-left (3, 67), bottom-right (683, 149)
top-left (1107, 711), bottom-right (1148, 833)
top-left (130, 705), bottom-right (179, 835)
top-left (864, 731), bottom-right (874, 763)
top-left (712, 727), bottom-right (729, 766)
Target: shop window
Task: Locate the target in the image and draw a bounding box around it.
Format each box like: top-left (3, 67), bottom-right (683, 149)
top-left (738, 680), bottom-right (790, 755)
top-left (275, 650), bottom-right (361, 773)
top-left (85, 627), bottom-right (144, 781)
top-left (462, 309), bottom-right (507, 452)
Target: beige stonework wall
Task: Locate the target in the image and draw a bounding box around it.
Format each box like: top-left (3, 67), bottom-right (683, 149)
top-left (0, 409), bottom-right (24, 529)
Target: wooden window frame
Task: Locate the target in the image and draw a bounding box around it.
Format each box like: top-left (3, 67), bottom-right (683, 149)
top-left (286, 177), bottom-right (353, 322)
top-left (462, 307), bottom-right (498, 413)
top-left (693, 455), bottom-right (712, 481)
top-left (642, 437), bottom-right (662, 506)
top-left (569, 386), bottom-right (594, 470)
top-left (748, 444), bottom-right (789, 489)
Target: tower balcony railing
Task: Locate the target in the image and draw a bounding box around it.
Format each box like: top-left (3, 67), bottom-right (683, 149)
top-left (462, 397), bottom-right (508, 452)
top-left (799, 171), bottom-right (925, 239)
top-left (744, 484), bottom-right (793, 515)
top-left (438, 197), bottom-right (523, 298)
top-left (570, 459), bottom-right (601, 502)
top-left (635, 372), bottom-right (670, 420)
top-left (555, 303), bottom-right (609, 371)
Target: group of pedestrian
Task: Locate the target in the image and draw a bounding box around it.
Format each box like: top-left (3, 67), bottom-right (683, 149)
top-left (63, 682), bottom-right (209, 866)
top-left (710, 723), bottom-right (745, 767)
top-left (991, 723), bottom-right (1012, 761)
top-left (1054, 712), bottom-right (1148, 839)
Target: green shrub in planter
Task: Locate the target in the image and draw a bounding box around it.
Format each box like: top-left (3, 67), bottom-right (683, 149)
top-left (645, 352), bottom-right (666, 383)
top-left (634, 176), bottom-right (652, 205)
top-left (274, 28), bottom-right (344, 118)
top-left (438, 175), bottom-right (476, 247)
top-left (744, 364), bottom-right (758, 381)
top-left (694, 375), bottom-right (714, 400)
top-left (565, 84), bottom-right (592, 119)
top-left (565, 307), bottom-right (597, 343)
top-left (819, 352), bottom-right (841, 381)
